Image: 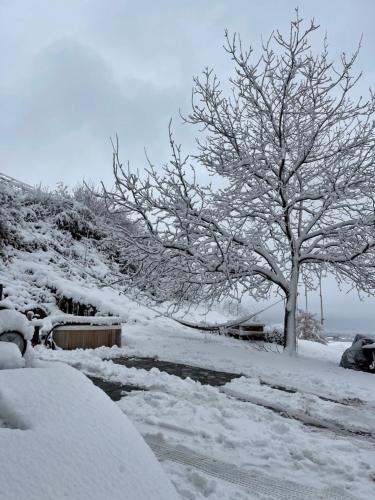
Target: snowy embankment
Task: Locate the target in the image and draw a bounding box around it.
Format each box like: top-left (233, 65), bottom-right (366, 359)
top-left (36, 305), bottom-right (375, 500)
top-left (0, 362), bottom-right (180, 500)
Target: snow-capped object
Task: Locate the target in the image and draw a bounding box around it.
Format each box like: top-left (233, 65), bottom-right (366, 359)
top-left (0, 342), bottom-right (25, 369)
top-left (0, 309), bottom-right (33, 340)
top-left (0, 299), bottom-right (14, 310)
top-left (0, 363), bottom-right (180, 500)
top-left (46, 314), bottom-right (121, 326)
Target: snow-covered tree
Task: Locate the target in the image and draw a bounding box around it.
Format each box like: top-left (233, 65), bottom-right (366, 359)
top-left (104, 14), bottom-right (375, 354)
top-left (296, 309), bottom-right (326, 344)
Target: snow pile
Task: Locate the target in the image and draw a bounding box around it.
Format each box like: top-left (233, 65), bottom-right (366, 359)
top-left (0, 343), bottom-right (25, 369)
top-left (0, 310), bottom-right (33, 367)
top-left (0, 309), bottom-right (33, 339)
top-left (0, 299), bottom-right (14, 310)
top-left (0, 363), bottom-right (180, 500)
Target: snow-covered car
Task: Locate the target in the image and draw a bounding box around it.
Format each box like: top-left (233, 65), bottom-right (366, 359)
top-left (339, 334), bottom-right (375, 372)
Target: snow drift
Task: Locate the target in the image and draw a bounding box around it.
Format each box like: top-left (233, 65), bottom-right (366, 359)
top-left (0, 363), bottom-right (180, 500)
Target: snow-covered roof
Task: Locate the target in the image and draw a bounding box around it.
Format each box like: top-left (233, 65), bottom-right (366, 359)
top-left (0, 363), bottom-right (180, 500)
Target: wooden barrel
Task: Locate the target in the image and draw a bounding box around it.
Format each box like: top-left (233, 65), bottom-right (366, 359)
top-left (53, 325), bottom-right (122, 350)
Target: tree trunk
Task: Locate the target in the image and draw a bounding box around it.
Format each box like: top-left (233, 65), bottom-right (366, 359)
top-left (283, 269), bottom-right (299, 355)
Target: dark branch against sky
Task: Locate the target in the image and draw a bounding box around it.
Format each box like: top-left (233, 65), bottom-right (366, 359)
top-left (1, 0), bottom-right (374, 330)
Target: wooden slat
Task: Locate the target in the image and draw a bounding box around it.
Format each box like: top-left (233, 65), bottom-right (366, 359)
top-left (53, 325), bottom-right (121, 350)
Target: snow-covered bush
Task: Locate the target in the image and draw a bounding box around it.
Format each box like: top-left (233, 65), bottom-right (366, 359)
top-left (296, 310), bottom-right (327, 344)
top-left (73, 183), bottom-right (108, 219)
top-left (54, 207), bottom-right (104, 241)
top-left (0, 216), bottom-right (11, 248)
top-left (22, 185), bottom-right (70, 217)
top-left (1, 183), bottom-right (107, 244)
top-left (0, 186), bottom-right (23, 250)
top-left (264, 326), bottom-right (284, 346)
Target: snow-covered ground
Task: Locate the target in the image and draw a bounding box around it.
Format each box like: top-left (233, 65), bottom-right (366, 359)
top-left (2, 250), bottom-right (374, 498)
top-left (0, 362), bottom-right (180, 500)
top-left (1, 181), bottom-right (374, 499)
top-left (35, 310), bottom-right (375, 500)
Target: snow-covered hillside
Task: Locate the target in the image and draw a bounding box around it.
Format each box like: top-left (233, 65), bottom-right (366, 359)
top-left (0, 180), bottom-right (142, 318)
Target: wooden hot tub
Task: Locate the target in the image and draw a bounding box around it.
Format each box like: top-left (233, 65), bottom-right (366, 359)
top-left (52, 324), bottom-right (122, 350)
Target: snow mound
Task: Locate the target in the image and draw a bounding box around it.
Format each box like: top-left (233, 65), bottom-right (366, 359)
top-left (0, 299), bottom-right (14, 310)
top-left (0, 343), bottom-right (25, 369)
top-left (0, 363), bottom-right (180, 500)
top-left (0, 309), bottom-right (33, 340)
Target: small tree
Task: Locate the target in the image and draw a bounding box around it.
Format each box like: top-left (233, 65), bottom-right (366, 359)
top-left (296, 309), bottom-right (326, 344)
top-left (104, 13), bottom-right (375, 354)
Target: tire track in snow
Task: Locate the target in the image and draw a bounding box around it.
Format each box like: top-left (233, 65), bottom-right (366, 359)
top-left (220, 386), bottom-right (375, 443)
top-left (145, 436), bottom-right (357, 500)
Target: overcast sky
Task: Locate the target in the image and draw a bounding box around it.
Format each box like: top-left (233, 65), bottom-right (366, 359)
top-left (1, 0), bottom-right (375, 332)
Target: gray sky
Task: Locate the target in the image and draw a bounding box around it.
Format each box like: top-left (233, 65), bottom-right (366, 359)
top-left (1, 0), bottom-right (375, 332)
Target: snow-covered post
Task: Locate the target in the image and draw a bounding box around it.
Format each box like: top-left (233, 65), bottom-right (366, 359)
top-left (104, 13), bottom-right (375, 355)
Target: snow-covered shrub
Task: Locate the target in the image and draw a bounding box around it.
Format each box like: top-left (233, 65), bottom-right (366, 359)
top-left (0, 223), bottom-right (22, 251)
top-left (0, 186), bottom-right (23, 250)
top-left (296, 309), bottom-right (327, 344)
top-left (73, 183), bottom-right (108, 219)
top-left (54, 207), bottom-right (104, 241)
top-left (264, 326), bottom-right (284, 345)
top-left (0, 216), bottom-right (11, 248)
top-left (22, 186), bottom-right (70, 217)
